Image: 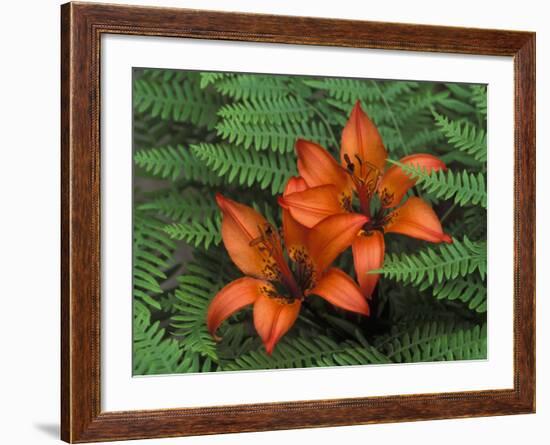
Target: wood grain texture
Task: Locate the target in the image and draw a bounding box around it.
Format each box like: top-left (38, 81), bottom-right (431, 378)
top-left (60, 2), bottom-right (536, 442)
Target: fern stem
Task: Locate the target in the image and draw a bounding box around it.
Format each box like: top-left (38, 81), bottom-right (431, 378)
top-left (370, 80), bottom-right (410, 155)
top-left (440, 202), bottom-right (458, 223)
top-left (304, 99), bottom-right (339, 151)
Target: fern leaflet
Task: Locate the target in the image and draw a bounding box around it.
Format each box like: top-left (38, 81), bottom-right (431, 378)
top-left (191, 143), bottom-right (297, 194)
top-left (388, 160), bottom-right (487, 208)
top-left (170, 249), bottom-right (239, 360)
top-left (433, 112), bottom-right (487, 162)
top-left (373, 236), bottom-right (487, 286)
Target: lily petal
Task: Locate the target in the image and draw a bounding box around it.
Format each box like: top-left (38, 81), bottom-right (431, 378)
top-left (341, 101), bottom-right (387, 172)
top-left (307, 212), bottom-right (369, 273)
top-left (253, 292), bottom-right (301, 355)
top-left (310, 268), bottom-right (370, 316)
top-left (296, 139), bottom-right (352, 196)
top-left (279, 184), bottom-right (345, 228)
top-left (283, 176), bottom-right (308, 196)
top-left (216, 193), bottom-right (281, 280)
top-left (207, 277), bottom-right (265, 339)
top-left (281, 208), bottom-right (309, 255)
top-left (378, 154), bottom-right (447, 208)
top-left (384, 197), bottom-right (452, 243)
top-left (352, 230), bottom-right (385, 299)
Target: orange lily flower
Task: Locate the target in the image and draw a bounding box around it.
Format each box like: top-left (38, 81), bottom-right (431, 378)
top-left (279, 101), bottom-right (452, 299)
top-left (207, 190), bottom-right (370, 354)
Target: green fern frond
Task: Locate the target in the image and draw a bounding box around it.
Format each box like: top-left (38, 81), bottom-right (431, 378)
top-left (217, 96), bottom-right (313, 125)
top-left (376, 321), bottom-right (487, 363)
top-left (305, 78), bottom-right (418, 104)
top-left (222, 335), bottom-right (390, 371)
top-left (133, 72), bottom-right (222, 128)
top-left (397, 91), bottom-right (451, 121)
top-left (133, 211), bottom-right (176, 309)
top-left (141, 68), bottom-right (186, 82)
top-left (432, 277), bottom-right (487, 313)
top-left (163, 216), bottom-right (221, 249)
top-left (133, 301), bottom-right (186, 375)
top-left (470, 85), bottom-right (487, 116)
top-left (445, 83), bottom-right (472, 99)
top-left (214, 74), bottom-right (290, 100)
top-left (138, 189), bottom-right (218, 223)
top-left (134, 144), bottom-right (222, 185)
top-left (407, 128), bottom-right (445, 151)
top-left (373, 236), bottom-right (486, 286)
top-left (433, 112), bottom-right (487, 162)
top-left (191, 143), bottom-right (297, 194)
top-left (388, 160), bottom-right (487, 208)
top-left (199, 72), bottom-right (233, 89)
top-left (215, 119), bottom-right (331, 154)
top-left (447, 206), bottom-right (487, 239)
top-left (170, 250), bottom-right (239, 360)
top-left (388, 290), bottom-right (471, 324)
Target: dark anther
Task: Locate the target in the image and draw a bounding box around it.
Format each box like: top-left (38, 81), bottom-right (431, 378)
top-left (343, 153), bottom-right (355, 173)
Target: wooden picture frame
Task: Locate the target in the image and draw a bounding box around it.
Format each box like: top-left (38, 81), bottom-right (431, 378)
top-left (61, 2), bottom-right (536, 442)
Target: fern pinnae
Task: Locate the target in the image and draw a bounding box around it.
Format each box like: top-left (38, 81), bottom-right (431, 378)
top-left (171, 250), bottom-right (239, 361)
top-left (222, 335), bottom-right (390, 371)
top-left (133, 300), bottom-right (189, 375)
top-left (373, 236), bottom-right (486, 287)
top-left (217, 96), bottom-right (313, 125)
top-left (134, 72), bottom-right (221, 128)
top-left (215, 118), bottom-right (331, 154)
top-left (432, 277), bottom-right (487, 313)
top-left (191, 143), bottom-right (297, 194)
top-left (163, 216), bottom-right (221, 250)
top-left (214, 74), bottom-right (290, 100)
top-left (133, 211), bottom-right (176, 309)
top-left (377, 321), bottom-right (487, 363)
top-left (433, 111), bottom-right (487, 162)
top-left (134, 144), bottom-right (223, 185)
top-left (139, 189), bottom-right (218, 224)
top-left (388, 160), bottom-right (487, 208)
top-left (470, 85), bottom-right (488, 116)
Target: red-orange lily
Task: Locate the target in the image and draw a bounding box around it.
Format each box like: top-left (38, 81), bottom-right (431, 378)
top-left (207, 191), bottom-right (370, 354)
top-left (279, 101), bottom-right (452, 299)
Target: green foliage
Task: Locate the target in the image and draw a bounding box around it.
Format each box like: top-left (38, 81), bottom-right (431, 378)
top-left (212, 74), bottom-right (290, 100)
top-left (163, 216), bottom-right (221, 250)
top-left (170, 249), bottom-right (238, 361)
top-left (470, 85), bottom-right (488, 116)
top-left (138, 189), bottom-right (218, 223)
top-left (133, 210), bottom-right (175, 309)
top-left (433, 111), bottom-right (487, 162)
top-left (432, 277), bottom-right (487, 313)
top-left (134, 300), bottom-right (216, 374)
top-left (134, 70), bottom-right (221, 128)
top-left (222, 335), bottom-right (390, 370)
top-left (217, 96), bottom-right (313, 125)
top-left (191, 143), bottom-right (297, 194)
top-left (389, 160), bottom-right (487, 208)
top-left (215, 118), bottom-right (332, 154)
top-left (376, 321), bottom-right (487, 363)
top-left (134, 144), bottom-right (223, 184)
top-left (132, 68), bottom-right (488, 375)
top-left (374, 236), bottom-right (487, 287)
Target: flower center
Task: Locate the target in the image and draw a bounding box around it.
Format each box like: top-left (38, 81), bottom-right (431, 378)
top-left (249, 223), bottom-right (304, 301)
top-left (343, 153), bottom-right (381, 216)
top-left (362, 207), bottom-right (395, 234)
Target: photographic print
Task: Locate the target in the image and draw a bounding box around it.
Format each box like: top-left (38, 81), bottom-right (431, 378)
top-left (132, 69), bottom-right (487, 375)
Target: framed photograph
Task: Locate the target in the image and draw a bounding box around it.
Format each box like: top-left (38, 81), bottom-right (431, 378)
top-left (61, 2), bottom-right (535, 442)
